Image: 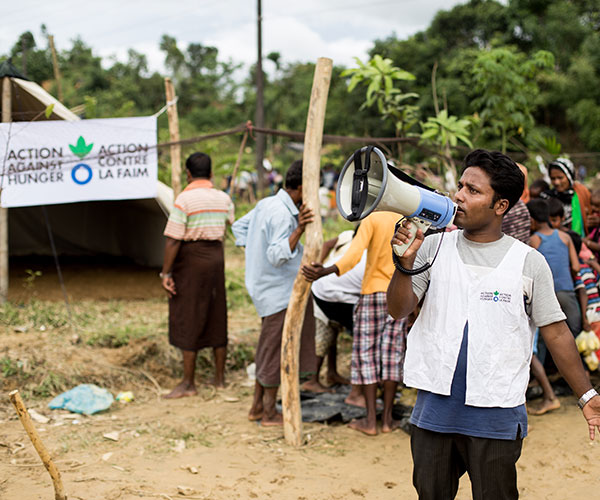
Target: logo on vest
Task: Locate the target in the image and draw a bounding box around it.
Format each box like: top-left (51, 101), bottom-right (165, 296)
top-left (480, 290), bottom-right (511, 303)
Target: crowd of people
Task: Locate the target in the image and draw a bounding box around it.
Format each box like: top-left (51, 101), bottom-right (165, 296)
top-left (158, 150), bottom-right (600, 500)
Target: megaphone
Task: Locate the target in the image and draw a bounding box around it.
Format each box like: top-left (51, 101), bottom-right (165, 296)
top-left (336, 146), bottom-right (456, 258)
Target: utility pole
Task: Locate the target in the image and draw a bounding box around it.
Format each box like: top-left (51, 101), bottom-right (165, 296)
top-left (255, 0), bottom-right (266, 193)
top-left (48, 35), bottom-right (64, 102)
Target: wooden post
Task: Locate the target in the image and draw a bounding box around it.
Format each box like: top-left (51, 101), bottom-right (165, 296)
top-left (9, 390), bottom-right (67, 500)
top-left (280, 57), bottom-right (332, 446)
top-left (164, 78), bottom-right (182, 198)
top-left (48, 35), bottom-right (64, 102)
top-left (1, 77), bottom-right (11, 303)
top-left (230, 126), bottom-right (250, 201)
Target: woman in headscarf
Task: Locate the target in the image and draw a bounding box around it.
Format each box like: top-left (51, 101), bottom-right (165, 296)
top-left (542, 158), bottom-right (591, 237)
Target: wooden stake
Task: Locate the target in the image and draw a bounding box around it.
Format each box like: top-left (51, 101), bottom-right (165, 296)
top-left (9, 390), bottom-right (67, 500)
top-left (1, 77), bottom-right (11, 303)
top-left (230, 126), bottom-right (249, 201)
top-left (280, 57), bottom-right (332, 447)
top-left (164, 78), bottom-right (182, 198)
top-left (48, 35), bottom-right (64, 103)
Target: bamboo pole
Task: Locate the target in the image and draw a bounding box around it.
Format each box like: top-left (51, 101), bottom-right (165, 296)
top-left (164, 78), bottom-right (182, 198)
top-left (1, 77), bottom-right (11, 303)
top-left (230, 126), bottom-right (249, 201)
top-left (48, 35), bottom-right (64, 103)
top-left (9, 390), bottom-right (67, 500)
top-left (280, 57), bottom-right (332, 447)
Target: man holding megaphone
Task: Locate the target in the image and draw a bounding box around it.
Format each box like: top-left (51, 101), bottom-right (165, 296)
top-left (386, 149), bottom-right (600, 500)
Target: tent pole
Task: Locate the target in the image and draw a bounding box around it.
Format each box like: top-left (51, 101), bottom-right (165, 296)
top-left (1, 77), bottom-right (11, 303)
top-left (164, 78), bottom-right (182, 198)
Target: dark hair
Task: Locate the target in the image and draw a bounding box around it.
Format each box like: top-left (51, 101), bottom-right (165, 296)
top-left (186, 152), bottom-right (211, 178)
top-left (526, 198), bottom-right (550, 223)
top-left (462, 149), bottom-right (524, 212)
top-left (547, 197), bottom-right (564, 218)
top-left (568, 230), bottom-right (582, 255)
top-left (529, 178), bottom-right (550, 196)
top-left (285, 160), bottom-right (303, 190)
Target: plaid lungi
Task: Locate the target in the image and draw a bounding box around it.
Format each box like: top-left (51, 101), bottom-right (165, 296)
top-left (351, 292), bottom-right (407, 385)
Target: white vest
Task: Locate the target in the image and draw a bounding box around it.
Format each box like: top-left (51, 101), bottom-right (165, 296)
top-left (404, 230), bottom-right (535, 408)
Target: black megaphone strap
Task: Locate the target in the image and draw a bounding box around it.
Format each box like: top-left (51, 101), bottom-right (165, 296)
top-left (349, 145), bottom-right (374, 221)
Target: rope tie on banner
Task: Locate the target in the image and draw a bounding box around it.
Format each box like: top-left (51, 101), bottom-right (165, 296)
top-left (152, 97), bottom-right (179, 118)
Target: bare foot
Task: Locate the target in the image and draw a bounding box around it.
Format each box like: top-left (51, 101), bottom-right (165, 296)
top-left (348, 418), bottom-right (377, 436)
top-left (529, 398), bottom-right (561, 416)
top-left (162, 382), bottom-right (197, 399)
top-left (209, 378), bottom-right (226, 389)
top-left (248, 401), bottom-right (264, 421)
top-left (382, 419), bottom-right (402, 433)
top-left (248, 410), bottom-right (263, 421)
top-left (301, 380), bottom-right (333, 393)
top-left (261, 412), bottom-right (283, 427)
top-left (327, 373), bottom-right (350, 386)
top-left (345, 393), bottom-right (366, 408)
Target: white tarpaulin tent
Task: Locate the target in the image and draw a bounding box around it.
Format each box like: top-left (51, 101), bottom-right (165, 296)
top-left (0, 61), bottom-right (173, 267)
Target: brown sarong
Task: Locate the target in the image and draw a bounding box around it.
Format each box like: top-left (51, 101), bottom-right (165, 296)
top-left (169, 240), bottom-right (227, 351)
top-left (255, 301), bottom-right (317, 387)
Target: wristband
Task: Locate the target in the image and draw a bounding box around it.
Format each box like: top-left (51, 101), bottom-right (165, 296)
top-left (577, 388), bottom-right (598, 409)
top-left (159, 272), bottom-right (172, 279)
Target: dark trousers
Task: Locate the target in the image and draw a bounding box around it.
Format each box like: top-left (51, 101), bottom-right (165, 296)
top-left (411, 426), bottom-right (523, 500)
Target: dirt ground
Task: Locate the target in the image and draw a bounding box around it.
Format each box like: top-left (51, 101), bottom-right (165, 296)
top-left (1, 258), bottom-right (600, 499)
top-left (1, 378), bottom-right (599, 500)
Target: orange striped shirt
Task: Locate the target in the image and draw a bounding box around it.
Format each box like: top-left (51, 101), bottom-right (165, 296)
top-left (164, 179), bottom-right (234, 241)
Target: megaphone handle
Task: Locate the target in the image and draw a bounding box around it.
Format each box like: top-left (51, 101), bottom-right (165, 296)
top-left (392, 218), bottom-right (431, 258)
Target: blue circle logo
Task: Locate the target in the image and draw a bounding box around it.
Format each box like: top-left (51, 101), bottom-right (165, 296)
top-left (71, 163), bottom-right (93, 185)
top-left (493, 296), bottom-right (499, 302)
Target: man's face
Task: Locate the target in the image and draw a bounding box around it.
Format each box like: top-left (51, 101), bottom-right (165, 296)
top-left (550, 169), bottom-right (570, 192)
top-left (454, 167), bottom-right (503, 231)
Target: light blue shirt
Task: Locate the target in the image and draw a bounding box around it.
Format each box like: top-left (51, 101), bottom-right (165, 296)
top-left (232, 189), bottom-right (303, 317)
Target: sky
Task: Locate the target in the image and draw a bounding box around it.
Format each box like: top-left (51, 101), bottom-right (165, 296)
top-left (2, 0), bottom-right (472, 74)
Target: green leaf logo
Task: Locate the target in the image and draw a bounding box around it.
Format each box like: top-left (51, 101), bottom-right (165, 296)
top-left (69, 136), bottom-right (94, 159)
top-left (494, 290), bottom-right (499, 296)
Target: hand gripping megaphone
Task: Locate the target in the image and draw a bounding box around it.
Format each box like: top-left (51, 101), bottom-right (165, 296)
top-left (336, 146), bottom-right (456, 260)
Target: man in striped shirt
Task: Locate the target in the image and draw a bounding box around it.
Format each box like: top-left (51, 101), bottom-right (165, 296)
top-left (161, 152), bottom-right (234, 398)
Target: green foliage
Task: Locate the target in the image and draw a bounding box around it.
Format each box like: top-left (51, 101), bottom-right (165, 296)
top-left (2, 1), bottom-right (600, 179)
top-left (0, 300), bottom-right (73, 329)
top-left (342, 55), bottom-right (416, 110)
top-left (342, 55), bottom-right (418, 160)
top-left (420, 110), bottom-right (473, 149)
top-left (1, 357), bottom-right (25, 378)
top-left (470, 47), bottom-right (554, 152)
top-left (31, 372), bottom-right (67, 398)
top-left (85, 325), bottom-right (154, 348)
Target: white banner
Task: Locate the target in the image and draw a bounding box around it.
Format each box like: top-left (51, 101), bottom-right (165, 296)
top-left (0, 116), bottom-right (157, 208)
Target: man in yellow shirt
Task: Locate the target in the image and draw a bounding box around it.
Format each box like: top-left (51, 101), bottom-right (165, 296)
top-left (303, 211), bottom-right (407, 435)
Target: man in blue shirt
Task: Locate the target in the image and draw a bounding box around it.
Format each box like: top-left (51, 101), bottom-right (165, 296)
top-left (232, 160), bottom-right (323, 426)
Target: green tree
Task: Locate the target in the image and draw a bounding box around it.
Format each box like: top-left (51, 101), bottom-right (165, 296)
top-left (470, 47), bottom-right (554, 152)
top-left (342, 55), bottom-right (418, 160)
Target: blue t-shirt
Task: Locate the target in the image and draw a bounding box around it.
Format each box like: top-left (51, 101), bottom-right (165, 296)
top-left (410, 322), bottom-right (528, 440)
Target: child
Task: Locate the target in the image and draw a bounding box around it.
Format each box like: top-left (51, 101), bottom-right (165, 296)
top-left (583, 189), bottom-right (600, 261)
top-left (527, 198), bottom-right (581, 338)
top-left (526, 198), bottom-right (581, 415)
